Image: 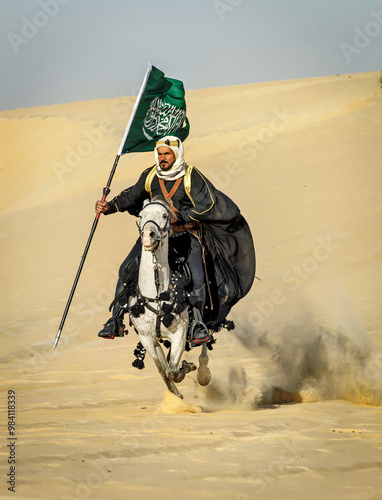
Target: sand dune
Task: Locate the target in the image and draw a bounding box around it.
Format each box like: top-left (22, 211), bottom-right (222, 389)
top-left (1, 72), bottom-right (381, 499)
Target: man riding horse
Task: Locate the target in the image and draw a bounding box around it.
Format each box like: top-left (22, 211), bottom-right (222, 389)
top-left (95, 135), bottom-right (255, 346)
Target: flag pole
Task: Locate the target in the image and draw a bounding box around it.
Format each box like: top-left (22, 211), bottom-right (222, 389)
top-left (53, 64), bottom-right (153, 350)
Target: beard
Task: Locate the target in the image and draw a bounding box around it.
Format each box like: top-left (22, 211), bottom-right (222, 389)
top-left (160, 160), bottom-right (174, 170)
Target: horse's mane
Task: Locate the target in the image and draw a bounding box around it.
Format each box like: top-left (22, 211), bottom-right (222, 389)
top-left (150, 195), bottom-right (177, 221)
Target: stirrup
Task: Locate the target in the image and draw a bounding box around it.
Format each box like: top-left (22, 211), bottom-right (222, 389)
top-left (98, 317), bottom-right (125, 340)
top-left (190, 320), bottom-right (211, 347)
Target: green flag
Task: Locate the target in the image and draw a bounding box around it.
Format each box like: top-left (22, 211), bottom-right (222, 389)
top-left (118, 64), bottom-right (190, 155)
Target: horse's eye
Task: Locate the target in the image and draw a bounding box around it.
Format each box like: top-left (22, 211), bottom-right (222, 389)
top-left (163, 214), bottom-right (167, 219)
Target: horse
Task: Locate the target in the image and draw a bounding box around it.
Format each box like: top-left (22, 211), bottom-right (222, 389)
top-left (128, 197), bottom-right (211, 399)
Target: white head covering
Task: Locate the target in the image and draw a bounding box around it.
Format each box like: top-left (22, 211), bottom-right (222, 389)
top-left (155, 136), bottom-right (187, 181)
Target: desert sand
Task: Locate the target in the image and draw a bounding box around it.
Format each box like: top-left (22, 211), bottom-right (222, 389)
top-left (1, 72), bottom-right (381, 500)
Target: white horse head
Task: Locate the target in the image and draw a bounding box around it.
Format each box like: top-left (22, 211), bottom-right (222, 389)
top-left (138, 197), bottom-right (174, 252)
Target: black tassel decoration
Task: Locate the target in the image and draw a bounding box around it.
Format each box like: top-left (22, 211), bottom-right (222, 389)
top-left (132, 358), bottom-right (145, 370)
top-left (225, 320), bottom-right (235, 331)
top-left (161, 302), bottom-right (173, 314)
top-left (161, 313), bottom-right (175, 328)
top-left (130, 300), bottom-right (145, 318)
top-left (159, 291), bottom-right (171, 301)
top-left (132, 342), bottom-right (146, 370)
top-left (207, 336), bottom-right (216, 351)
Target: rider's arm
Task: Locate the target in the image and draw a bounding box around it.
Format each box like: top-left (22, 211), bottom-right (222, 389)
top-left (106, 168), bottom-right (151, 216)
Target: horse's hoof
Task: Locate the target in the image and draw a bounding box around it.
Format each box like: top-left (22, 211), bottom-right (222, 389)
top-left (197, 367), bottom-right (211, 386)
top-left (183, 360), bottom-right (197, 372)
top-left (172, 388), bottom-right (183, 399)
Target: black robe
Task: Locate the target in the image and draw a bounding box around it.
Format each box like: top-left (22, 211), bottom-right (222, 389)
top-left (106, 165), bottom-right (256, 329)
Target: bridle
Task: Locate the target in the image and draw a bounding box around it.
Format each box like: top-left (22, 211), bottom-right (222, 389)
top-left (137, 201), bottom-right (172, 253)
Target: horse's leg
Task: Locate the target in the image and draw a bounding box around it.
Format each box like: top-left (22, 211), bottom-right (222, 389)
top-left (166, 323), bottom-right (196, 384)
top-left (153, 343), bottom-right (183, 399)
top-left (197, 343), bottom-right (211, 386)
top-left (138, 335), bottom-right (182, 398)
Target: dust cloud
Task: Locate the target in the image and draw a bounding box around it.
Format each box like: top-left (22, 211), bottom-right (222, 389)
top-left (198, 303), bottom-right (382, 410)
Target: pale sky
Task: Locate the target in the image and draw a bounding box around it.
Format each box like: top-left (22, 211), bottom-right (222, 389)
top-left (1, 0), bottom-right (382, 110)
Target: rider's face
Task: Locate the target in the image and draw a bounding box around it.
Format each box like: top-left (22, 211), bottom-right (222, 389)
top-left (157, 147), bottom-right (176, 170)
